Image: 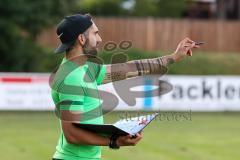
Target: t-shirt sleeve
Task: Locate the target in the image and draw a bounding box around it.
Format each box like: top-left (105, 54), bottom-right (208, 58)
top-left (90, 63), bottom-right (107, 85)
top-left (57, 89), bottom-right (85, 122)
top-left (58, 92), bottom-right (84, 112)
top-left (56, 74), bottom-right (85, 112)
top-left (96, 64), bottom-right (107, 85)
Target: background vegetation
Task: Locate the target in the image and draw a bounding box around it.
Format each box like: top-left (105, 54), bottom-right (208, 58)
top-left (0, 0), bottom-right (188, 73)
top-left (1, 0), bottom-right (239, 74)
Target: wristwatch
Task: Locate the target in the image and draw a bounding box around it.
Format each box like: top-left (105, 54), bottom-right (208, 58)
top-left (109, 135), bottom-right (120, 149)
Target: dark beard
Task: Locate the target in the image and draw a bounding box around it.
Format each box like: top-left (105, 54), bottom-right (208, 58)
top-left (82, 39), bottom-right (98, 56)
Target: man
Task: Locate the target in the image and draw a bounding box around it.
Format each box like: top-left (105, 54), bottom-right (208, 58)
top-left (51, 14), bottom-right (199, 160)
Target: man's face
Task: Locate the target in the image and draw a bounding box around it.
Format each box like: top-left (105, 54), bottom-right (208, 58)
top-left (82, 22), bottom-right (102, 55)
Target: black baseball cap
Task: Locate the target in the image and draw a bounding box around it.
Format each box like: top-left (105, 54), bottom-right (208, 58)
top-left (54, 14), bottom-right (93, 54)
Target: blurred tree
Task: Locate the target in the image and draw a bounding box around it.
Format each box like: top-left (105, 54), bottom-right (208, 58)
top-left (156, 0), bottom-right (187, 18)
top-left (79, 0), bottom-right (187, 18)
top-left (79, 0), bottom-right (125, 16)
top-left (0, 0), bottom-right (78, 72)
top-left (130, 0), bottom-right (159, 17)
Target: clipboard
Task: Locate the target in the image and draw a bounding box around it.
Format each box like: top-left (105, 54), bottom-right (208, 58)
top-left (73, 113), bottom-right (159, 136)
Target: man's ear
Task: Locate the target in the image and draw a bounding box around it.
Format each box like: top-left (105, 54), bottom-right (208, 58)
top-left (78, 34), bottom-right (86, 46)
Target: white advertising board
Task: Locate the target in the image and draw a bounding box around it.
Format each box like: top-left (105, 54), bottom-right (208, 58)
top-left (0, 73), bottom-right (239, 111)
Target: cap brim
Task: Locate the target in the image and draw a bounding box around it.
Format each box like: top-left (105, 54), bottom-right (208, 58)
top-left (54, 42), bottom-right (74, 54)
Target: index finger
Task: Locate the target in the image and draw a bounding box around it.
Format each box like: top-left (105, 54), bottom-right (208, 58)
top-left (184, 37), bottom-right (195, 44)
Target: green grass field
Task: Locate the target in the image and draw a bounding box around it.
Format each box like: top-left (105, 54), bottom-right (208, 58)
top-left (0, 111), bottom-right (240, 160)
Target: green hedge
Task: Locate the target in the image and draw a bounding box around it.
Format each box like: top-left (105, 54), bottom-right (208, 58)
top-left (33, 48), bottom-right (240, 75)
top-left (98, 49), bottom-right (240, 75)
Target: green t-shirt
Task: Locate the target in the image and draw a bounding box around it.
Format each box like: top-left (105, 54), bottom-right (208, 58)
top-left (51, 57), bottom-right (107, 160)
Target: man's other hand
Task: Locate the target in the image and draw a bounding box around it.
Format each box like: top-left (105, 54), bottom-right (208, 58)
top-left (116, 133), bottom-right (142, 146)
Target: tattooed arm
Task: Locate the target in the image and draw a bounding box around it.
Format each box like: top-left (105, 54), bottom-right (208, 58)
top-left (102, 37), bottom-right (199, 84)
top-left (102, 54), bottom-right (175, 84)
